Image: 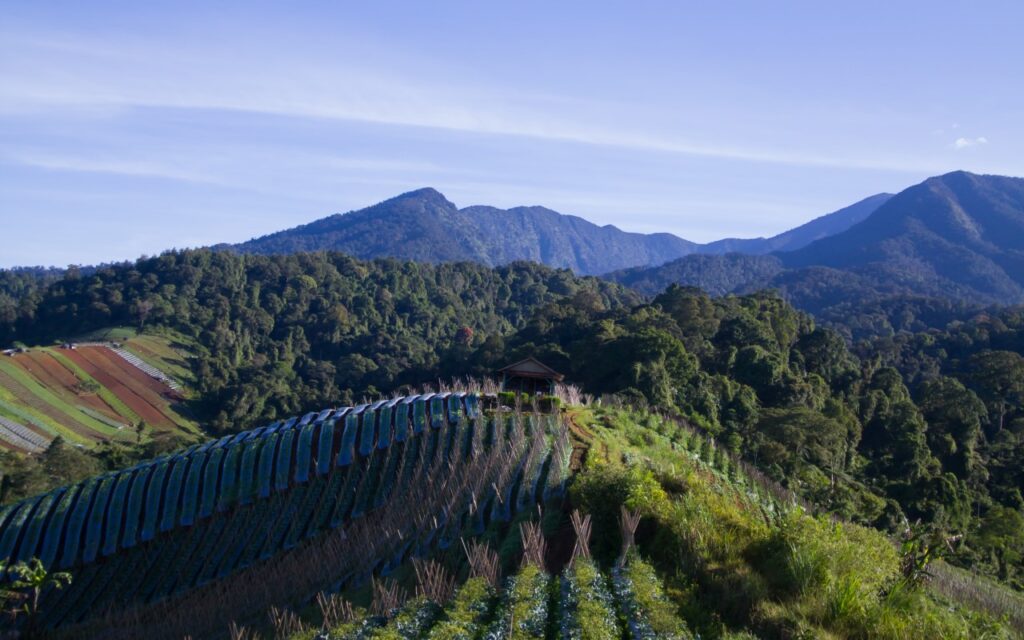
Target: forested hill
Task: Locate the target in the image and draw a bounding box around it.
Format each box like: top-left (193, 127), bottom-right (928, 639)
top-left (223, 187), bottom-right (895, 276)
top-left (0, 250), bottom-right (639, 431)
top-left (783, 171), bottom-right (1024, 300)
top-left (607, 172), bottom-right (1024, 320)
top-left (224, 188), bottom-right (698, 275)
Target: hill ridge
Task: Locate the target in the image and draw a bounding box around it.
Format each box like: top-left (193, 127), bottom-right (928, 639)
top-left (225, 186), bottom-right (895, 275)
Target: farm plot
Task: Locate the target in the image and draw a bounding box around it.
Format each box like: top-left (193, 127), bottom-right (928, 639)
top-left (0, 360), bottom-right (112, 445)
top-left (13, 351), bottom-right (126, 424)
top-left (61, 347), bottom-right (188, 433)
top-left (121, 334), bottom-right (194, 386)
top-left (0, 416), bottom-right (49, 452)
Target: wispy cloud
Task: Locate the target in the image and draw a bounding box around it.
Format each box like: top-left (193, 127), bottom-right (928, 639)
top-left (953, 136), bottom-right (989, 149)
top-left (10, 152), bottom-right (226, 185)
top-left (0, 30), bottom-right (958, 174)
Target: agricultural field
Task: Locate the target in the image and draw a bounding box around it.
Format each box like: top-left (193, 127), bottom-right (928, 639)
top-left (0, 331), bottom-right (200, 452)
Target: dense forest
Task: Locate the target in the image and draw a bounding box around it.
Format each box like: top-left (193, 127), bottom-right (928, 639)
top-left (461, 285), bottom-right (1024, 588)
top-left (0, 250), bottom-right (1021, 592)
top-left (0, 250), bottom-right (638, 431)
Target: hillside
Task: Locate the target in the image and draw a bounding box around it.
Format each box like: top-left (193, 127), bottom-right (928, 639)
top-left (226, 188), bottom-right (699, 275)
top-left (0, 332), bottom-right (199, 454)
top-left (1, 255), bottom-right (1022, 594)
top-left (783, 171), bottom-right (1024, 302)
top-left (607, 172), bottom-right (1024, 316)
top-left (0, 399), bottom-right (1017, 639)
top-left (608, 253), bottom-right (784, 297)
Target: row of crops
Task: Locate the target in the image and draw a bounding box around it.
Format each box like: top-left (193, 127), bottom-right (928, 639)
top-left (287, 555), bottom-right (691, 640)
top-left (296, 411), bottom-right (809, 640)
top-left (0, 415), bottom-right (48, 452)
top-left (0, 392), bottom-right (572, 635)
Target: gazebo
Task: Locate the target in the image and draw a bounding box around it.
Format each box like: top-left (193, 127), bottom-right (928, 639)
top-left (497, 357), bottom-right (564, 395)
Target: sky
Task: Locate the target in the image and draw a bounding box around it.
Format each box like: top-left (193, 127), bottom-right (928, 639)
top-left (2, 1), bottom-right (1022, 268)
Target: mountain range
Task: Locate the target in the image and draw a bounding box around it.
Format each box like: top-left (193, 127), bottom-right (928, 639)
top-left (611, 171), bottom-right (1024, 310)
top-left (224, 171), bottom-right (1024, 311)
top-left (226, 188), bottom-right (696, 275)
top-left (225, 187), bottom-right (892, 275)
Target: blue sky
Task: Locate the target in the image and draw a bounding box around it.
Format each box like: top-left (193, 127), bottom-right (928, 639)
top-left (2, 1), bottom-right (1022, 268)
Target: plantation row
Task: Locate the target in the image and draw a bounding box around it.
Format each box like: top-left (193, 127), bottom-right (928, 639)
top-left (1, 393), bottom-right (571, 634)
top-left (109, 345), bottom-right (183, 392)
top-left (0, 415), bottom-right (48, 453)
top-left (281, 555), bottom-right (691, 640)
top-left (0, 393), bottom-right (478, 571)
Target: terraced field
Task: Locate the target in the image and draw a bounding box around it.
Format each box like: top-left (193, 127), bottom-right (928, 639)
top-left (0, 333), bottom-right (199, 451)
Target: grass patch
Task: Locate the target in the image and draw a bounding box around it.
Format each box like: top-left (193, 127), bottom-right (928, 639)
top-left (68, 326), bottom-right (139, 342)
top-left (568, 406), bottom-right (1017, 640)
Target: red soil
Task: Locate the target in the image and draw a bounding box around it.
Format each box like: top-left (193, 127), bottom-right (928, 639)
top-left (14, 351), bottom-right (123, 421)
top-left (63, 347), bottom-right (179, 431)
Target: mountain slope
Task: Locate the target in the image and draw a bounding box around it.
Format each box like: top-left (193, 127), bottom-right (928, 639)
top-left (608, 172), bottom-right (1024, 309)
top-left (783, 171), bottom-right (1024, 301)
top-left (227, 188), bottom-right (698, 275)
top-left (225, 188), bottom-right (892, 276)
top-left (697, 192), bottom-right (892, 254)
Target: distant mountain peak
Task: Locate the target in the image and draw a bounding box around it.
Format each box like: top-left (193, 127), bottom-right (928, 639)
top-left (222, 173), bottom-right (1018, 290)
top-left (382, 187), bottom-right (455, 207)
top-left (607, 171), bottom-right (1024, 310)
top-left (228, 189), bottom-right (697, 274)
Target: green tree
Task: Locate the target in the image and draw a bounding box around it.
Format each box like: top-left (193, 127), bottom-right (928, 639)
top-left (6, 558), bottom-right (72, 625)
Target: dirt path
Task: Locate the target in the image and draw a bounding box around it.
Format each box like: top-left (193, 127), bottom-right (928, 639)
top-left (565, 409), bottom-right (605, 470)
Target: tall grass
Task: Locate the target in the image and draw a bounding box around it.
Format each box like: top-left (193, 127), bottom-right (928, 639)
top-left (568, 406), bottom-right (1018, 639)
top-left (930, 561), bottom-right (1024, 635)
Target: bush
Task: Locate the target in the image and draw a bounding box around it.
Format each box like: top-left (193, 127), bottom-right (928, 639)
top-left (570, 465), bottom-right (668, 563)
top-left (538, 395), bottom-right (561, 413)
